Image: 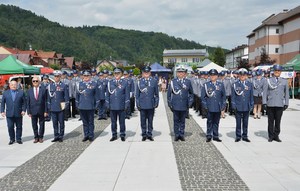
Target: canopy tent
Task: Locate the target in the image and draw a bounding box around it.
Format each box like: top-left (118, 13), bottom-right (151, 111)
top-left (196, 58), bottom-right (212, 68)
top-left (283, 54), bottom-right (300, 71)
top-left (252, 64), bottom-right (273, 71)
top-left (197, 61), bottom-right (227, 72)
top-left (0, 55), bottom-right (40, 75)
top-left (150, 62), bottom-right (172, 72)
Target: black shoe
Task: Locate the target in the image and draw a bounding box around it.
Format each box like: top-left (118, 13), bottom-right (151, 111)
top-left (268, 138), bottom-right (273, 142)
top-left (72, 115), bottom-right (76, 118)
top-left (103, 117), bottom-right (107, 120)
top-left (142, 137), bottom-right (147, 141)
top-left (235, 138), bottom-right (241, 142)
top-left (186, 116), bottom-right (190, 119)
top-left (58, 138), bottom-right (63, 142)
top-left (8, 140), bottom-right (15, 145)
top-left (78, 118), bottom-right (82, 121)
top-left (242, 138), bottom-right (251, 142)
top-left (110, 137), bottom-right (117, 142)
top-left (273, 138), bottom-right (282, 142)
top-left (125, 116), bottom-right (130, 119)
top-left (179, 137), bottom-right (185, 141)
top-left (206, 138), bottom-right (212, 142)
top-left (121, 137), bottom-right (126, 142)
top-left (82, 137), bottom-right (89, 142)
top-left (51, 138), bottom-right (59, 142)
top-left (148, 137), bottom-right (154, 141)
top-left (213, 138), bottom-right (222, 142)
top-left (97, 117), bottom-right (102, 120)
top-left (174, 137), bottom-right (180, 142)
top-left (89, 138), bottom-right (94, 142)
top-left (17, 140), bottom-right (23, 144)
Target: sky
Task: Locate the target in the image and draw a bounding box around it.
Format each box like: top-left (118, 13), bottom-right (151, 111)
top-left (1, 0), bottom-right (299, 50)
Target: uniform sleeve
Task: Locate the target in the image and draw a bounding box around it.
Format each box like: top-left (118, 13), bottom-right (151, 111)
top-left (221, 84), bottom-right (226, 110)
top-left (135, 80), bottom-right (140, 108)
top-left (167, 81), bottom-right (172, 108)
top-left (249, 83), bottom-right (254, 110)
top-left (284, 79), bottom-right (289, 106)
top-left (105, 81), bottom-right (110, 108)
top-left (125, 82), bottom-right (130, 109)
top-left (64, 84), bottom-right (70, 104)
top-left (200, 85), bottom-right (207, 109)
top-left (188, 80), bottom-right (194, 108)
top-left (262, 79), bottom-right (268, 105)
top-left (231, 84), bottom-right (236, 110)
top-left (154, 80), bottom-right (159, 108)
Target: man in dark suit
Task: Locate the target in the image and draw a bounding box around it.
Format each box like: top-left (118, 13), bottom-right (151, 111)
top-left (27, 76), bottom-right (48, 143)
top-left (1, 80), bottom-right (26, 145)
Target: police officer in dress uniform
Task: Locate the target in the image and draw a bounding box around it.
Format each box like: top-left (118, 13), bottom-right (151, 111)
top-left (48, 70), bottom-right (69, 142)
top-left (136, 66), bottom-right (159, 141)
top-left (97, 72), bottom-right (108, 120)
top-left (231, 69), bottom-right (253, 142)
top-left (106, 68), bottom-right (130, 142)
top-left (200, 71), bottom-right (209, 118)
top-left (72, 70), bottom-right (81, 119)
top-left (61, 71), bottom-right (70, 120)
top-left (76, 71), bottom-right (99, 142)
top-left (263, 65), bottom-right (289, 142)
top-left (123, 71), bottom-right (132, 119)
top-left (27, 76), bottom-right (48, 143)
top-left (1, 80), bottom-right (26, 145)
top-left (91, 69), bottom-right (98, 82)
top-left (201, 69), bottom-right (226, 142)
top-left (167, 66), bottom-right (193, 141)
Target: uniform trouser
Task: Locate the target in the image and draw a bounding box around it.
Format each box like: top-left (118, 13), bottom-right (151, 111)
top-left (195, 95), bottom-right (200, 112)
top-left (110, 110), bottom-right (126, 138)
top-left (140, 109), bottom-right (154, 137)
top-left (202, 106), bottom-right (208, 118)
top-left (51, 111), bottom-right (65, 139)
top-left (7, 117), bottom-right (23, 141)
top-left (206, 112), bottom-right (221, 138)
top-left (198, 97), bottom-right (202, 115)
top-left (70, 98), bottom-right (76, 117)
top-left (80, 109), bottom-right (95, 139)
top-left (226, 96), bottom-right (233, 114)
top-left (98, 99), bottom-right (106, 118)
top-left (235, 111), bottom-right (249, 139)
top-left (31, 113), bottom-right (45, 139)
top-left (267, 107), bottom-right (283, 139)
top-left (130, 97), bottom-right (135, 113)
top-left (173, 110), bottom-right (186, 138)
top-left (193, 94), bottom-right (197, 110)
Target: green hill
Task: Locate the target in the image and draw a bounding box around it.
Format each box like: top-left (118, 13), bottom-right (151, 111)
top-left (0, 4), bottom-right (220, 64)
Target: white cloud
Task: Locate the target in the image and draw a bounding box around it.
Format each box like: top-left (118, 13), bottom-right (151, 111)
top-left (1, 0), bottom-right (300, 49)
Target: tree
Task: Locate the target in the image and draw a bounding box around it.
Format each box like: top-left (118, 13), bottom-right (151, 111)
top-left (212, 46), bottom-right (226, 67)
top-left (237, 58), bottom-right (250, 70)
top-left (254, 48), bottom-right (276, 66)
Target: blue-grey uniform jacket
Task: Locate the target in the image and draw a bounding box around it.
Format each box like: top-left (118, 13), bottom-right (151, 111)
top-left (47, 82), bottom-right (69, 112)
top-left (262, 77), bottom-right (289, 107)
top-left (97, 79), bottom-right (107, 100)
top-left (252, 77), bottom-right (265, 97)
top-left (76, 80), bottom-right (99, 110)
top-left (106, 78), bottom-right (130, 110)
top-left (231, 80), bottom-right (254, 112)
top-left (1, 89), bottom-right (26, 117)
top-left (201, 81), bottom-right (226, 112)
top-left (136, 77), bottom-right (159, 109)
top-left (167, 78), bottom-right (194, 111)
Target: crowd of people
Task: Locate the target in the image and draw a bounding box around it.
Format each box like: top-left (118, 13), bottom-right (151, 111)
top-left (0, 64), bottom-right (289, 145)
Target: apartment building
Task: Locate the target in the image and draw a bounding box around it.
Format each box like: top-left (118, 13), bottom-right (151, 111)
top-left (247, 5), bottom-right (300, 66)
top-left (225, 44), bottom-right (248, 69)
top-left (162, 49), bottom-right (208, 66)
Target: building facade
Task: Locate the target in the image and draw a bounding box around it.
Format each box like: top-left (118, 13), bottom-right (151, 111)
top-left (225, 45), bottom-right (248, 69)
top-left (248, 6), bottom-right (300, 66)
top-left (162, 49), bottom-right (208, 66)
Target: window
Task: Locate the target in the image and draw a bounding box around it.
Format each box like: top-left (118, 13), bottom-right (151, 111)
top-left (181, 58), bottom-right (188, 62)
top-left (276, 28), bottom-right (279, 34)
top-left (275, 48), bottom-right (279, 53)
top-left (192, 58), bottom-right (200, 63)
top-left (168, 58), bottom-right (177, 63)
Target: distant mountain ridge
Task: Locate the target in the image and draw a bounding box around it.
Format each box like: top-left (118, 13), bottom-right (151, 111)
top-left (0, 4), bottom-right (219, 64)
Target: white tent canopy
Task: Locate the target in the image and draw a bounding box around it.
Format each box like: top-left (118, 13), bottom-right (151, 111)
top-left (197, 61), bottom-right (227, 72)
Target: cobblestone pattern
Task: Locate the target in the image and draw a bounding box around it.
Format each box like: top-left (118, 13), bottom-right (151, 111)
top-left (0, 117), bottom-right (110, 191)
top-left (163, 94), bottom-right (249, 191)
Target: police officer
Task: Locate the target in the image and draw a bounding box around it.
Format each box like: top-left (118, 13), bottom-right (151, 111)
top-left (76, 71), bottom-right (99, 142)
top-left (61, 71), bottom-right (70, 120)
top-left (47, 70), bottom-right (69, 142)
top-left (218, 71), bottom-right (227, 118)
top-left (263, 65), bottom-right (289, 142)
top-left (106, 68), bottom-right (130, 142)
top-left (231, 68), bottom-right (254, 142)
top-left (123, 71), bottom-right (132, 119)
top-left (67, 72), bottom-right (77, 118)
top-left (253, 70), bottom-right (265, 119)
top-left (73, 70), bottom-right (81, 120)
top-left (167, 66), bottom-right (193, 141)
top-left (91, 69), bottom-right (98, 82)
top-left (97, 72), bottom-right (107, 120)
top-left (41, 75), bottom-right (51, 121)
top-left (224, 70), bottom-right (233, 115)
top-left (200, 71), bottom-right (209, 118)
top-left (136, 66), bottom-right (159, 141)
top-left (201, 69), bottom-right (226, 142)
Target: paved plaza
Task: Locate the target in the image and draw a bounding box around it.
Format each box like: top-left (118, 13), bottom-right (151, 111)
top-left (0, 92), bottom-right (299, 190)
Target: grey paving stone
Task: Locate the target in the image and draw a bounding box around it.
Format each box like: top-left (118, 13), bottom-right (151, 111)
top-left (0, 118), bottom-right (110, 191)
top-left (163, 94), bottom-right (249, 191)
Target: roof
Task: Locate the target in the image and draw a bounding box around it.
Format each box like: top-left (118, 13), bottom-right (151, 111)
top-left (37, 51), bottom-right (57, 59)
top-left (163, 49), bottom-right (207, 56)
top-left (64, 57), bottom-right (74, 68)
top-left (0, 45), bottom-right (20, 54)
top-left (252, 6), bottom-right (300, 32)
top-left (0, 54), bottom-right (31, 64)
top-left (57, 53), bottom-right (64, 59)
top-left (18, 50), bottom-right (38, 56)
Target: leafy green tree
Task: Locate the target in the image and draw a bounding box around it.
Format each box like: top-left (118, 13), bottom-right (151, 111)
top-left (212, 46), bottom-right (226, 67)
